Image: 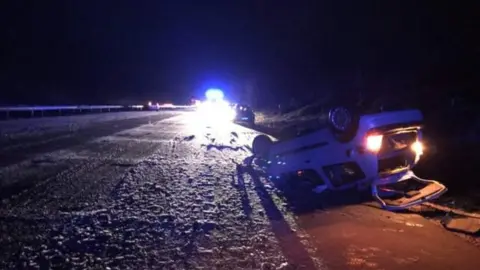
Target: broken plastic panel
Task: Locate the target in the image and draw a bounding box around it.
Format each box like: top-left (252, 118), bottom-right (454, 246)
top-left (372, 170), bottom-right (447, 211)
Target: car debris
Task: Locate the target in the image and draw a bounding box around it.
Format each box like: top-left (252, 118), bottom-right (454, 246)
top-left (250, 107), bottom-right (448, 211)
top-left (442, 216), bottom-right (480, 234)
top-left (419, 202), bottom-right (480, 234)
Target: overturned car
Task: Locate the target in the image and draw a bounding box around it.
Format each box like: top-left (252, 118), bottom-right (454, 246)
top-left (251, 107), bottom-right (447, 211)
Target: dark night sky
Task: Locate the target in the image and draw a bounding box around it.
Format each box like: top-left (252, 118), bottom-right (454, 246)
top-left (0, 1), bottom-right (478, 105)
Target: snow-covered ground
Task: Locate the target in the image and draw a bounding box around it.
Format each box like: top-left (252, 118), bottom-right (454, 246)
top-left (0, 113), bottom-right (324, 269)
top-left (0, 111), bottom-right (162, 141)
top-left (1, 111), bottom-right (479, 269)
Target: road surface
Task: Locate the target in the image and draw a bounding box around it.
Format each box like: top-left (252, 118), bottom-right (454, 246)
top-left (0, 110), bottom-right (479, 269)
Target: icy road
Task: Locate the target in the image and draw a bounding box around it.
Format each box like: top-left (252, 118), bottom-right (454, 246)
top-left (0, 111), bottom-right (479, 269)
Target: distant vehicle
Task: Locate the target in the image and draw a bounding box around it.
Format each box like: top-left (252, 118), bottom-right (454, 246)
top-left (144, 101), bottom-right (160, 111)
top-left (144, 101), bottom-right (177, 111)
top-left (232, 104), bottom-right (255, 125)
top-left (191, 99), bottom-right (201, 106)
top-left (250, 107), bottom-right (447, 211)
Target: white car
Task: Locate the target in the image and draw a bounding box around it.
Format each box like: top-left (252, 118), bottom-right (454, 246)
top-left (251, 107), bottom-right (447, 211)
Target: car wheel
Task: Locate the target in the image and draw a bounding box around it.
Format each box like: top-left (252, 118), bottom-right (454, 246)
top-left (327, 106), bottom-right (359, 142)
top-left (252, 134), bottom-right (273, 158)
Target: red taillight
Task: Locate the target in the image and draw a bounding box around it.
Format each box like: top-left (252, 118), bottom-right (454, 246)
top-left (366, 134), bottom-right (383, 152)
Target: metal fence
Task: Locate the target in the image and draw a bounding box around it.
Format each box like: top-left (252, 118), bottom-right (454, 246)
top-left (0, 104), bottom-right (195, 120)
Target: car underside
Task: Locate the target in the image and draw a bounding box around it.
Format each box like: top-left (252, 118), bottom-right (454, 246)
top-left (250, 107), bottom-right (447, 211)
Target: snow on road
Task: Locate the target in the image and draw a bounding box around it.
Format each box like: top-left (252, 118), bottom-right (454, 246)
top-left (0, 112), bottom-right (324, 269)
top-left (0, 111), bottom-right (162, 141)
top-left (1, 111), bottom-right (479, 270)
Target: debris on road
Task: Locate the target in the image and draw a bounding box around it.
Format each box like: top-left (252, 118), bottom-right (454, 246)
top-left (442, 216), bottom-right (480, 234)
top-left (423, 202), bottom-right (480, 219)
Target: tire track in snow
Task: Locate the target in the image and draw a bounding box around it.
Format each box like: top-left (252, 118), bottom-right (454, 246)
top-left (0, 112), bottom-right (178, 167)
top-left (0, 123), bottom-right (183, 229)
top-left (0, 114), bottom-right (180, 205)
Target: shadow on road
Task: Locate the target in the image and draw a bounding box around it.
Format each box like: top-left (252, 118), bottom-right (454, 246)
top-left (236, 163), bottom-right (317, 269)
top-left (233, 167), bottom-right (253, 219)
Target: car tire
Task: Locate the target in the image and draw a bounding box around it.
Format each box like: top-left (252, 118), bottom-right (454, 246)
top-left (252, 134), bottom-right (273, 158)
top-left (327, 106), bottom-right (359, 142)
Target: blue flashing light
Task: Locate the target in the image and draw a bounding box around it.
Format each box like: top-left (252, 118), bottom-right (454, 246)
top-left (205, 89), bottom-right (224, 101)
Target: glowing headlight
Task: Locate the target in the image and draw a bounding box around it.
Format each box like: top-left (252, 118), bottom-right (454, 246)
top-left (365, 134), bottom-right (383, 152)
top-left (197, 100), bottom-right (235, 122)
top-left (411, 141), bottom-right (424, 155)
